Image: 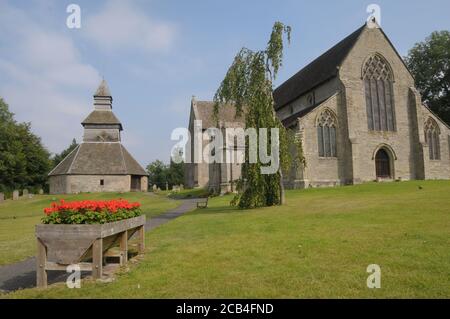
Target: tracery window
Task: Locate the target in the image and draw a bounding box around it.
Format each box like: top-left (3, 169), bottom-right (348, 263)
top-left (363, 54), bottom-right (396, 131)
top-left (424, 117), bottom-right (441, 160)
top-left (317, 109), bottom-right (337, 158)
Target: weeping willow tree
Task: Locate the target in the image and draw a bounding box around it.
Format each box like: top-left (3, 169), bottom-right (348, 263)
top-left (214, 22), bottom-right (305, 209)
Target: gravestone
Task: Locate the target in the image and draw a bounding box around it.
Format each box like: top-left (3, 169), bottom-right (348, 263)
top-left (22, 189), bottom-right (29, 197)
top-left (28, 194), bottom-right (34, 199)
top-left (165, 182), bottom-right (169, 191)
top-left (0, 193), bottom-right (4, 202)
top-left (152, 184), bottom-right (157, 192)
top-left (39, 189), bottom-right (44, 195)
top-left (180, 184), bottom-right (184, 191)
top-left (13, 190), bottom-right (19, 200)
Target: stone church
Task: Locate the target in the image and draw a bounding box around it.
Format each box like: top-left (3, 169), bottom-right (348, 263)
top-left (184, 98), bottom-right (245, 193)
top-left (186, 21), bottom-right (450, 191)
top-left (48, 80), bottom-right (148, 194)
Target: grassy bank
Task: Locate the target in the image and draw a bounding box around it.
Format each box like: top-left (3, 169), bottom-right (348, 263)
top-left (4, 181), bottom-right (450, 298)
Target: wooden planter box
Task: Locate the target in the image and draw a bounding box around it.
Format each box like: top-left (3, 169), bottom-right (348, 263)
top-left (35, 215), bottom-right (146, 288)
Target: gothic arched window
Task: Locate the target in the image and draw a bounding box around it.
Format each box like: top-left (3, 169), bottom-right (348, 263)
top-left (363, 54), bottom-right (396, 132)
top-left (424, 117), bottom-right (441, 160)
top-left (317, 109), bottom-right (337, 158)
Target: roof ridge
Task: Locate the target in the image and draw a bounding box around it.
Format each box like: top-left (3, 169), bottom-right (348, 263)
top-left (67, 144), bottom-right (82, 174)
top-left (119, 144), bottom-right (128, 174)
top-left (423, 104), bottom-right (450, 130)
top-left (274, 24), bottom-right (366, 109)
top-left (121, 145), bottom-right (149, 176)
top-left (47, 144), bottom-right (80, 176)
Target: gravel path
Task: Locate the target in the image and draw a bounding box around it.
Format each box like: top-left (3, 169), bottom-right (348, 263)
top-left (0, 198), bottom-right (199, 293)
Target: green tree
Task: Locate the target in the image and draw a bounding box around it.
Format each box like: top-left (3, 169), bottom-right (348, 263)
top-left (146, 160), bottom-right (168, 190)
top-left (406, 31), bottom-right (450, 124)
top-left (0, 97), bottom-right (51, 192)
top-left (167, 146), bottom-right (184, 187)
top-left (214, 22), bottom-right (304, 209)
top-left (53, 138), bottom-right (78, 168)
top-left (167, 160), bottom-right (184, 187)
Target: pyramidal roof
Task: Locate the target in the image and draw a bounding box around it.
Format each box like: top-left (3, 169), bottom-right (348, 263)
top-left (48, 143), bottom-right (148, 176)
top-left (94, 79), bottom-right (112, 97)
top-left (81, 109), bottom-right (123, 129)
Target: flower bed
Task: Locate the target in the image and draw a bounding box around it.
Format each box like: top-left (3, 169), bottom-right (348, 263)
top-left (42, 199), bottom-right (142, 224)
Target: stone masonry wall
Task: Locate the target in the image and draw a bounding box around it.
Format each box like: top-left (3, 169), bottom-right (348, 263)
top-left (295, 94), bottom-right (343, 187)
top-left (66, 175), bottom-right (131, 193)
top-left (49, 175), bottom-right (69, 194)
top-left (339, 26), bottom-right (417, 183)
top-left (421, 107), bottom-right (450, 179)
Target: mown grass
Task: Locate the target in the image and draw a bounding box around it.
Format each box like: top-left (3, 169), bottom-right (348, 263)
top-left (0, 192), bottom-right (177, 265)
top-left (4, 181), bottom-right (450, 298)
top-left (164, 187), bottom-right (210, 199)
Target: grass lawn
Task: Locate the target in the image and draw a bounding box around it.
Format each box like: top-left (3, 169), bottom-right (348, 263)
top-left (0, 192), bottom-right (177, 266)
top-left (4, 181), bottom-right (450, 298)
top-left (158, 188), bottom-right (210, 199)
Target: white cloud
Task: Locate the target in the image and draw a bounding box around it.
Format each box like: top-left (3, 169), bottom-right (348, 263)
top-left (0, 1), bottom-right (101, 154)
top-left (83, 0), bottom-right (176, 53)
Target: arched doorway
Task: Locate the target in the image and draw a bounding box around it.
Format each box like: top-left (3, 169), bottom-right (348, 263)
top-left (375, 149), bottom-right (391, 179)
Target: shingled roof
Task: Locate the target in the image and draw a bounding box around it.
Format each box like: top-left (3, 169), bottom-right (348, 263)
top-left (193, 101), bottom-right (245, 128)
top-left (273, 25), bottom-right (366, 110)
top-left (82, 110), bottom-right (123, 129)
top-left (94, 79), bottom-right (112, 97)
top-left (49, 143), bottom-right (148, 176)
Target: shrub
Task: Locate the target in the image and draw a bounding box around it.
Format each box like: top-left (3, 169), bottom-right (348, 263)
top-left (41, 199), bottom-right (142, 224)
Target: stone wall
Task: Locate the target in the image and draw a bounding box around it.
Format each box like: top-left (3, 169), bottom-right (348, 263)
top-left (421, 107), bottom-right (450, 179)
top-left (140, 176), bottom-right (148, 192)
top-left (339, 26), bottom-right (418, 183)
top-left (286, 94), bottom-right (344, 188)
top-left (83, 128), bottom-right (121, 142)
top-left (49, 175), bottom-right (69, 194)
top-left (49, 175), bottom-right (132, 194)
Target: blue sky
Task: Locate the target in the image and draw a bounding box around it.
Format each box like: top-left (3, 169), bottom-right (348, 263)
top-left (1, 0), bottom-right (450, 166)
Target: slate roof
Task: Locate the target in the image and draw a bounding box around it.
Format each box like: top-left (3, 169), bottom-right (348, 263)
top-left (49, 143), bottom-right (148, 176)
top-left (281, 104), bottom-right (319, 127)
top-left (273, 25), bottom-right (366, 110)
top-left (82, 110), bottom-right (123, 129)
top-left (194, 101), bottom-right (245, 128)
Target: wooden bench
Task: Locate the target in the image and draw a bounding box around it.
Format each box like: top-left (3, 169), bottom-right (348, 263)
top-left (196, 197), bottom-right (209, 208)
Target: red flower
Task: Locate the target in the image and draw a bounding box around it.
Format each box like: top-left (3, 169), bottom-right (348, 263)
top-left (43, 199), bottom-right (141, 215)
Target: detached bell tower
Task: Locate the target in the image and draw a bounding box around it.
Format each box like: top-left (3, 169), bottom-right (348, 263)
top-left (81, 79), bottom-right (123, 142)
top-left (48, 78), bottom-right (149, 194)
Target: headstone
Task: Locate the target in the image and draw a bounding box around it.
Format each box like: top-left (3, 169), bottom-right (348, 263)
top-left (180, 184), bottom-right (184, 191)
top-left (157, 187), bottom-right (161, 192)
top-left (39, 189), bottom-right (44, 195)
top-left (152, 184), bottom-right (157, 192)
top-left (13, 190), bottom-right (19, 200)
top-left (165, 182), bottom-right (169, 191)
top-left (22, 189), bottom-right (29, 197)
top-left (28, 194), bottom-right (34, 199)
top-left (0, 193), bottom-right (4, 202)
